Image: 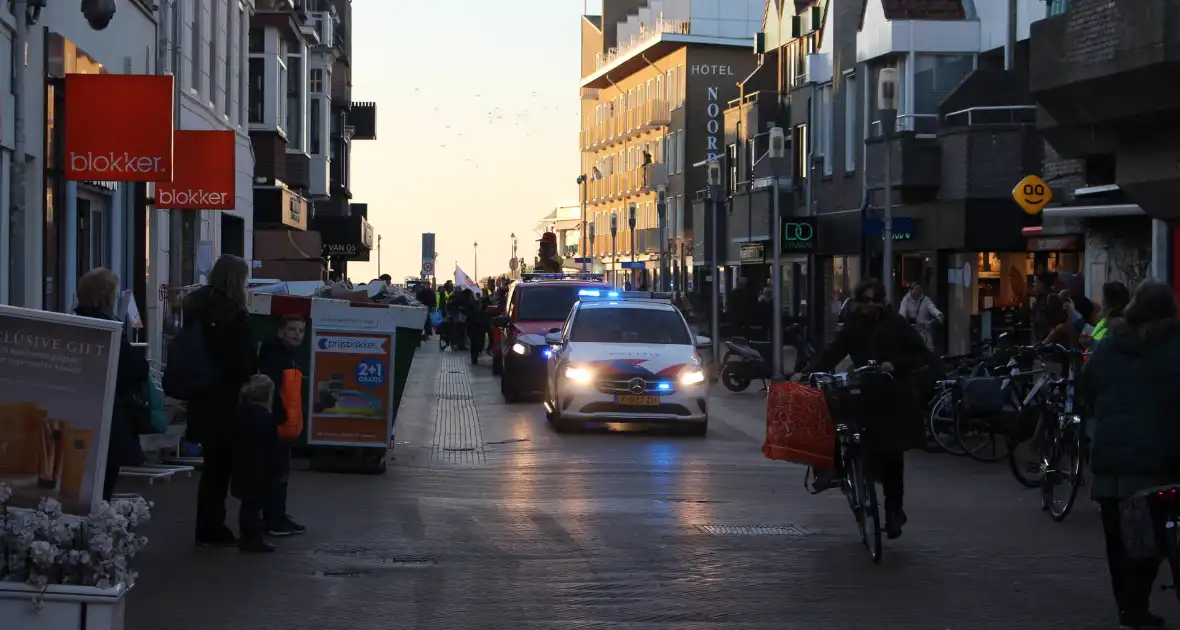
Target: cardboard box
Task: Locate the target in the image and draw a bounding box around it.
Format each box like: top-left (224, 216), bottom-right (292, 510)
top-left (253, 260), bottom-right (326, 282)
top-left (254, 230), bottom-right (323, 261)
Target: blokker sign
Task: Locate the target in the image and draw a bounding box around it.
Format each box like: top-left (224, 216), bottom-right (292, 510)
top-left (64, 74), bottom-right (174, 182)
top-left (155, 130), bottom-right (236, 210)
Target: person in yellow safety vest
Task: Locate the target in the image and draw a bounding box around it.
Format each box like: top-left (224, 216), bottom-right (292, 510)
top-left (436, 281), bottom-right (454, 313)
top-left (1087, 281), bottom-right (1130, 348)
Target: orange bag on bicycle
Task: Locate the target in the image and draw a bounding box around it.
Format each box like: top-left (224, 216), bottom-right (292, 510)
top-left (277, 368), bottom-right (304, 441)
top-left (763, 381), bottom-right (836, 468)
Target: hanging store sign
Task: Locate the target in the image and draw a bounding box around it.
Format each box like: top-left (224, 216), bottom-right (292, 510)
top-left (780, 217), bottom-right (817, 253)
top-left (155, 130), bottom-right (236, 209)
top-left (705, 86), bottom-right (722, 161)
top-left (64, 74), bottom-right (174, 182)
top-left (739, 243), bottom-right (765, 263)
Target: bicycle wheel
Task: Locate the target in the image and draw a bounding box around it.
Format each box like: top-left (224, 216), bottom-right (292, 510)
top-left (1045, 415), bottom-right (1085, 522)
top-left (847, 453), bottom-right (882, 563)
top-left (1008, 410), bottom-right (1049, 488)
top-left (928, 391), bottom-right (965, 455)
top-left (955, 409), bottom-right (1011, 463)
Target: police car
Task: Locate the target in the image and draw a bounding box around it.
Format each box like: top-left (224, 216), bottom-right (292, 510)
top-left (541, 290), bottom-right (711, 435)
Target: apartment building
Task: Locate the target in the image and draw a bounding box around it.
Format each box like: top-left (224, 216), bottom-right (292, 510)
top-left (247, 0), bottom-right (374, 282)
top-left (0, 2), bottom-right (161, 314)
top-left (310, 0), bottom-right (377, 281)
top-left (579, 0), bottom-right (762, 292)
top-left (1029, 0), bottom-right (1174, 298)
top-left (720, 0), bottom-right (1120, 352)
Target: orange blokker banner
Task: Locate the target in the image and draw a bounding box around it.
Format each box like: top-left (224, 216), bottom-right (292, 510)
top-left (64, 74), bottom-right (174, 182)
top-left (155, 130), bottom-right (236, 209)
top-left (307, 332), bottom-right (394, 447)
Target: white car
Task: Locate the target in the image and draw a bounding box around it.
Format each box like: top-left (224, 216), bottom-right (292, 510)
top-left (542, 292), bottom-right (711, 435)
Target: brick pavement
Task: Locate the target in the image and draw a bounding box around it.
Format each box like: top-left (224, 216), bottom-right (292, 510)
top-left (119, 343), bottom-right (1148, 630)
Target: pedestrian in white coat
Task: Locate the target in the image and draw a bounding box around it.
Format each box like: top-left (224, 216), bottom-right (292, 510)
top-left (898, 282), bottom-right (943, 350)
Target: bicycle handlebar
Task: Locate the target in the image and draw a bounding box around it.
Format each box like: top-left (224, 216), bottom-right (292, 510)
top-left (800, 361), bottom-right (895, 386)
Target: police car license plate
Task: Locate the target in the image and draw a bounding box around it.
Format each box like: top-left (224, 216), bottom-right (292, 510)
top-left (618, 395), bottom-right (660, 406)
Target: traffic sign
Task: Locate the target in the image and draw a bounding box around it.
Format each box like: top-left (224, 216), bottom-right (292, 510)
top-left (421, 259), bottom-right (434, 275)
top-left (573, 257), bottom-right (593, 264)
top-left (620, 261), bottom-right (645, 270)
top-left (1013, 175), bottom-right (1052, 216)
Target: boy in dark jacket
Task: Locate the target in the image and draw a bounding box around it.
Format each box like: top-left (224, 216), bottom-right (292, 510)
top-left (257, 314), bottom-right (308, 537)
top-left (232, 375), bottom-right (281, 553)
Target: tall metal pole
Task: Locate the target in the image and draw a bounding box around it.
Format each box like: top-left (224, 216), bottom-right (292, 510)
top-left (771, 175), bottom-right (783, 378)
top-left (580, 177), bottom-right (588, 272)
top-left (473, 241), bottom-right (478, 281)
top-left (657, 187), bottom-right (667, 291)
top-left (882, 109), bottom-right (896, 304)
top-left (710, 188), bottom-right (722, 366)
top-left (8, 0), bottom-right (30, 306)
top-left (628, 203), bottom-right (636, 288)
top-left (610, 213), bottom-right (618, 288)
top-left (1005, 0), bottom-right (1018, 71)
top-left (377, 234), bottom-right (382, 277)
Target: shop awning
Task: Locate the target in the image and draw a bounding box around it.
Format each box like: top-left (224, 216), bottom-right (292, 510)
top-left (1041, 203), bottom-right (1144, 219)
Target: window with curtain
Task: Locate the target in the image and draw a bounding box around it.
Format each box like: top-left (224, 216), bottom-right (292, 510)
top-left (191, 0), bottom-right (202, 91)
top-left (310, 97), bottom-right (322, 154)
top-left (208, 0), bottom-right (218, 103)
top-left (224, 3), bottom-right (233, 119)
top-left (286, 55), bottom-right (302, 145)
top-left (913, 54), bottom-right (974, 134)
top-left (248, 57), bottom-right (264, 123)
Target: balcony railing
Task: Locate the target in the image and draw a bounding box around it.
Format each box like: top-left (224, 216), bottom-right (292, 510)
top-left (585, 163), bottom-right (669, 203)
top-left (943, 105), bottom-right (1036, 126)
top-left (594, 17), bottom-right (691, 72)
top-left (870, 113), bottom-right (939, 138)
top-left (581, 99), bottom-right (672, 151)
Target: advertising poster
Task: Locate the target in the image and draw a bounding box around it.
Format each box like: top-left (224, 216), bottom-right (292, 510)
top-left (307, 331), bottom-right (393, 447)
top-left (0, 306), bottom-right (121, 514)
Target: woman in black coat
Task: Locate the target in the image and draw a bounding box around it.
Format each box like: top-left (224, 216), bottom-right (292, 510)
top-left (800, 278), bottom-right (930, 539)
top-left (183, 255), bottom-right (258, 547)
top-left (73, 268), bottom-right (150, 502)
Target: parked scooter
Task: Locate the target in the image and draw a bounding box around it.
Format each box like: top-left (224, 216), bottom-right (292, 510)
top-left (719, 323), bottom-right (816, 392)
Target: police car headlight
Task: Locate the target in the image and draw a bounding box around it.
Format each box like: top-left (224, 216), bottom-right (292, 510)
top-left (679, 369), bottom-right (706, 386)
top-left (564, 366), bottom-right (593, 385)
top-left (512, 342), bottom-right (528, 355)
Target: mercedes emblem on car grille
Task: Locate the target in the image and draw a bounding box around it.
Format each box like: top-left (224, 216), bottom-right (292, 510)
top-left (628, 378), bottom-right (645, 394)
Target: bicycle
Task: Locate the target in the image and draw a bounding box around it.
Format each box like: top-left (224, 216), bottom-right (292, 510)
top-left (1010, 344), bottom-right (1088, 521)
top-left (802, 361), bottom-right (895, 564)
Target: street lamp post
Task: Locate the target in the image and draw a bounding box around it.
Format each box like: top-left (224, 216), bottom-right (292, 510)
top-left (657, 187), bottom-right (667, 291)
top-left (878, 69), bottom-right (899, 304)
top-left (510, 232), bottom-right (518, 279)
top-left (768, 127), bottom-right (786, 378)
top-left (474, 241), bottom-right (479, 282)
top-left (628, 203), bottom-right (637, 289)
top-left (589, 222), bottom-right (596, 266)
top-left (610, 213), bottom-right (618, 288)
top-left (707, 161), bottom-right (723, 366)
top-left (576, 167), bottom-right (601, 273)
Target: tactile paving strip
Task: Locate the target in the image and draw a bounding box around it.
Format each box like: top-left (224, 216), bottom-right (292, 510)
top-left (431, 353), bottom-right (486, 466)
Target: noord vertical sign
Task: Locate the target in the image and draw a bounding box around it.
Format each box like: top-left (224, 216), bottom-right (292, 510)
top-left (1013, 174), bottom-right (1052, 216)
top-left (64, 74), bottom-right (175, 182)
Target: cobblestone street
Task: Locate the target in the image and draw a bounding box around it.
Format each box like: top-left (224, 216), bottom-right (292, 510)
top-left (123, 344), bottom-right (1140, 629)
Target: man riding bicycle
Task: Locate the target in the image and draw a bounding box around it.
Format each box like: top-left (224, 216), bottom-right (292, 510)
top-left (794, 278), bottom-right (929, 539)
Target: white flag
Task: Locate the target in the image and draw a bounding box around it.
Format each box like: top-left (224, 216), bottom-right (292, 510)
top-left (455, 265), bottom-right (480, 292)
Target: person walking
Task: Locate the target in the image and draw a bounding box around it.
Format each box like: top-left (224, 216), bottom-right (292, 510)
top-left (231, 375), bottom-right (282, 553)
top-left (460, 288), bottom-right (488, 365)
top-left (898, 282), bottom-right (943, 351)
top-left (1080, 280), bottom-right (1180, 629)
top-left (1087, 281), bottom-right (1130, 348)
top-left (416, 281), bottom-right (437, 341)
top-left (184, 254), bottom-right (258, 547)
top-left (74, 268), bottom-right (150, 501)
top-left (257, 314), bottom-right (308, 537)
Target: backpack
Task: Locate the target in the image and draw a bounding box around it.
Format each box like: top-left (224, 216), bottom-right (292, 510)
top-left (162, 318), bottom-right (217, 400)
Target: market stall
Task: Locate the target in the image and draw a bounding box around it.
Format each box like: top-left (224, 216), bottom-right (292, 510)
top-left (247, 291), bottom-right (426, 473)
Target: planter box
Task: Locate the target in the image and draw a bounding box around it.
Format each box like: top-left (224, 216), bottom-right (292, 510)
top-left (0, 582), bottom-right (129, 630)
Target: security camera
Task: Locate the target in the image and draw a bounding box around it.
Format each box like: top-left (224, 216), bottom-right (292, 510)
top-left (768, 127), bottom-right (786, 159)
top-left (877, 68), bottom-right (898, 110)
top-left (81, 0), bottom-right (116, 30)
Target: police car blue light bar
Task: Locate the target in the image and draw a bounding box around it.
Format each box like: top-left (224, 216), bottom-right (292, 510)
top-left (576, 290), bottom-right (674, 303)
top-left (521, 272), bottom-right (606, 282)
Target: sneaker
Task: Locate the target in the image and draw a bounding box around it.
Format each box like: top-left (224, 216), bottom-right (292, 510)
top-left (807, 468), bottom-right (842, 494)
top-left (886, 507), bottom-right (908, 540)
top-left (1120, 611), bottom-right (1166, 629)
top-left (195, 525), bottom-right (238, 547)
top-left (267, 517), bottom-right (308, 537)
top-left (239, 540), bottom-right (276, 554)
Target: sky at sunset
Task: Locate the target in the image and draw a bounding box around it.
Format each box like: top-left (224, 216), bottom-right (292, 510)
top-left (348, 0), bottom-right (594, 284)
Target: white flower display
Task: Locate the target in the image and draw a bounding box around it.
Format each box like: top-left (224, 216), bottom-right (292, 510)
top-left (0, 482), bottom-right (152, 598)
